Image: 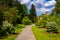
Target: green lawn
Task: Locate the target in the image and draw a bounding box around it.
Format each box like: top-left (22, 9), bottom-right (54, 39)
top-left (32, 26), bottom-right (60, 40)
top-left (0, 24), bottom-right (25, 40)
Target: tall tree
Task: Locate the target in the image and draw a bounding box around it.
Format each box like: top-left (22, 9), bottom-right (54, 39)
top-left (51, 0), bottom-right (60, 16)
top-left (16, 2), bottom-right (28, 23)
top-left (0, 0), bottom-right (14, 11)
top-left (0, 11), bottom-right (3, 26)
top-left (0, 11), bottom-right (3, 35)
top-left (8, 0), bottom-right (14, 7)
top-left (3, 7), bottom-right (18, 25)
top-left (30, 4), bottom-right (37, 23)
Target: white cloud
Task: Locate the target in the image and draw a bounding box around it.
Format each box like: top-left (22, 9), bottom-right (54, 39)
top-left (21, 0), bottom-right (30, 4)
top-left (36, 6), bottom-right (55, 14)
top-left (20, 0), bottom-right (56, 16)
top-left (44, 0), bottom-right (56, 7)
top-left (35, 0), bottom-right (56, 13)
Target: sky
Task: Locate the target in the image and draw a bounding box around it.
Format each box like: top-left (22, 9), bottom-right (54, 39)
top-left (19, 0), bottom-right (56, 16)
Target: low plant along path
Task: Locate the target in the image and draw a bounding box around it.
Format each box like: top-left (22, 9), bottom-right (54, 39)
top-left (15, 24), bottom-right (36, 40)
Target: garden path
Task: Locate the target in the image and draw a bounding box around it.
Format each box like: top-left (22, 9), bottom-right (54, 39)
top-left (15, 24), bottom-right (36, 40)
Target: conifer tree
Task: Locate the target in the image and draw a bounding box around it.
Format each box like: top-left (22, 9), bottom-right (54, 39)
top-left (30, 4), bottom-right (37, 23)
top-left (15, 1), bottom-right (28, 23)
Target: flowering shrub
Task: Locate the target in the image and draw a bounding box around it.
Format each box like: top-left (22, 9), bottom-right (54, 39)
top-left (0, 20), bottom-right (15, 36)
top-left (3, 20), bottom-right (15, 34)
top-left (46, 21), bottom-right (58, 33)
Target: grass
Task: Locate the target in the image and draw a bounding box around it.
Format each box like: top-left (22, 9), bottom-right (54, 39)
top-left (0, 24), bottom-right (25, 40)
top-left (32, 26), bottom-right (60, 40)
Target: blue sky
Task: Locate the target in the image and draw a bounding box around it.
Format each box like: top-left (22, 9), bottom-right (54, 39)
top-left (19, 0), bottom-right (56, 16)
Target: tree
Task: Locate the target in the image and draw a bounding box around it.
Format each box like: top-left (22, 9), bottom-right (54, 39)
top-left (0, 0), bottom-right (14, 11)
top-left (8, 0), bottom-right (14, 7)
top-left (16, 2), bottom-right (28, 23)
top-left (0, 11), bottom-right (3, 27)
top-left (51, 0), bottom-right (60, 16)
top-left (30, 4), bottom-right (37, 23)
top-left (0, 11), bottom-right (3, 35)
top-left (3, 7), bottom-right (18, 25)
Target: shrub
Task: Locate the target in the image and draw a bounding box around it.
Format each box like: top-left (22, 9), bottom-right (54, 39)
top-left (3, 7), bottom-right (18, 26)
top-left (35, 19), bottom-right (47, 28)
top-left (0, 20), bottom-right (15, 36)
top-left (15, 24), bottom-right (25, 28)
top-left (22, 17), bottom-right (32, 25)
top-left (46, 22), bottom-right (58, 33)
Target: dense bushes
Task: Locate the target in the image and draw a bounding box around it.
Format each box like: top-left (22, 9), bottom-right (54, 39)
top-left (0, 20), bottom-right (15, 36)
top-left (22, 17), bottom-right (32, 25)
top-left (35, 14), bottom-right (48, 28)
top-left (3, 7), bottom-right (18, 25)
top-left (36, 19), bottom-right (59, 33)
top-left (0, 0), bottom-right (36, 38)
top-left (36, 14), bottom-right (59, 33)
top-left (46, 22), bottom-right (58, 33)
top-left (35, 19), bottom-right (47, 28)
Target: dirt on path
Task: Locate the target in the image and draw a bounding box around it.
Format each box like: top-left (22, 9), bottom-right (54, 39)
top-left (15, 24), bottom-right (36, 40)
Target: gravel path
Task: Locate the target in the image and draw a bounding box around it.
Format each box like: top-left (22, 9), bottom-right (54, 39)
top-left (15, 24), bottom-right (36, 40)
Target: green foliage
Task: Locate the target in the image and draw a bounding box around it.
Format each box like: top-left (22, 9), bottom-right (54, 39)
top-left (22, 17), bottom-right (32, 25)
top-left (30, 4), bottom-right (37, 23)
top-left (0, 20), bottom-right (15, 36)
top-left (46, 22), bottom-right (58, 33)
top-left (32, 26), bottom-right (60, 40)
top-left (0, 25), bottom-right (23, 40)
top-left (19, 24), bottom-right (26, 28)
top-left (9, 0), bottom-right (14, 7)
top-left (51, 0), bottom-right (60, 16)
top-left (16, 15), bottom-right (21, 24)
top-left (36, 14), bottom-right (49, 28)
top-left (15, 24), bottom-right (26, 28)
top-left (48, 16), bottom-right (60, 25)
top-left (0, 11), bottom-right (3, 25)
top-left (36, 13), bottom-right (59, 33)
top-left (0, 0), bottom-right (33, 39)
top-left (3, 7), bottom-right (18, 25)
top-left (16, 2), bottom-right (28, 23)
top-left (0, 11), bottom-right (3, 36)
top-left (35, 18), bottom-right (47, 28)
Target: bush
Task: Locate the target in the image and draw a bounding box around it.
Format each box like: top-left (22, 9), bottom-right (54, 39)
top-left (15, 24), bottom-right (25, 28)
top-left (22, 17), bottom-right (32, 25)
top-left (46, 22), bottom-right (58, 33)
top-left (35, 19), bottom-right (47, 28)
top-left (3, 20), bottom-right (15, 34)
top-left (0, 20), bottom-right (15, 36)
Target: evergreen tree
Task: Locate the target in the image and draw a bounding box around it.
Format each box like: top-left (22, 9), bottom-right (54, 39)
top-left (20, 4), bottom-right (28, 23)
top-left (21, 4), bottom-right (28, 17)
top-left (30, 4), bottom-right (37, 23)
top-left (16, 2), bottom-right (28, 23)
